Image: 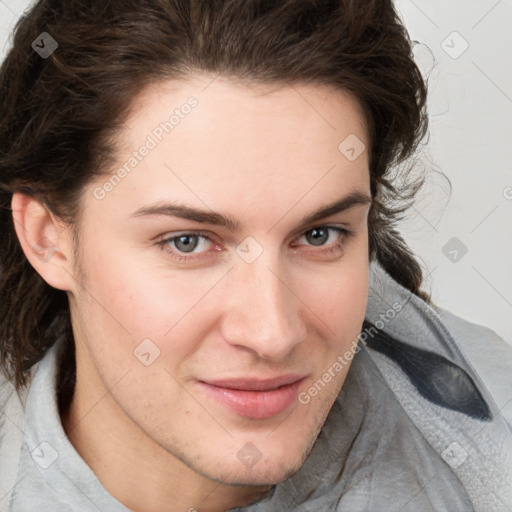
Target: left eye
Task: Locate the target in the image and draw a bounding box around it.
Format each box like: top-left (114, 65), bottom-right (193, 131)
top-left (296, 226), bottom-right (342, 247)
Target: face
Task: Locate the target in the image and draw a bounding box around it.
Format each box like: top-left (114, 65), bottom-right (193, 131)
top-left (66, 75), bottom-right (371, 490)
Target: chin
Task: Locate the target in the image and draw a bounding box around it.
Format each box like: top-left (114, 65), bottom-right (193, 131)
top-left (212, 456), bottom-right (305, 488)
top-left (203, 432), bottom-right (318, 488)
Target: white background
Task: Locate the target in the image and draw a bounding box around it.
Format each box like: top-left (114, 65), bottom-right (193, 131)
top-left (1, 0), bottom-right (511, 344)
top-left (394, 0), bottom-right (512, 346)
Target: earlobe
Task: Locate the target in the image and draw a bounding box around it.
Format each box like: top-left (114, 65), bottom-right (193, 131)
top-left (11, 192), bottom-right (76, 292)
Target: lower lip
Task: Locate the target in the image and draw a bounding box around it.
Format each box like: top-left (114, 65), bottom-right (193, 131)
top-left (197, 379), bottom-right (304, 419)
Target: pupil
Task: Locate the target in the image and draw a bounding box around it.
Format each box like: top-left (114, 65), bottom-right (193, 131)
top-left (175, 235), bottom-right (197, 253)
top-left (307, 228), bottom-right (328, 246)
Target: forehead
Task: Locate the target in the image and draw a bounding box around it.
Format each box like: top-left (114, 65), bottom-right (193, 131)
top-left (89, 75), bottom-right (370, 224)
top-left (125, 74), bottom-right (370, 149)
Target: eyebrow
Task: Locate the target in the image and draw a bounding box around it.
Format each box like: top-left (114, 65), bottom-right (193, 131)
top-left (130, 191), bottom-right (372, 232)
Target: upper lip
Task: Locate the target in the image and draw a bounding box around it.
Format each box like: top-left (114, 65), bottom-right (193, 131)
top-left (201, 374), bottom-right (307, 391)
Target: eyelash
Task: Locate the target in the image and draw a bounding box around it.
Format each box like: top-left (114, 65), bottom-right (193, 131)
top-left (155, 226), bottom-right (354, 263)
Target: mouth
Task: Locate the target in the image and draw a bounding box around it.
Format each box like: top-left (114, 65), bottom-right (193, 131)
top-left (197, 375), bottom-right (307, 419)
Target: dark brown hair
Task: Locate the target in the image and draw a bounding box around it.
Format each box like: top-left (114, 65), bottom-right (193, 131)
top-left (0, 0), bottom-right (429, 390)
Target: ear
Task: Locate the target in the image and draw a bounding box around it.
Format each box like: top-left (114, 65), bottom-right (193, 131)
top-left (11, 192), bottom-right (77, 292)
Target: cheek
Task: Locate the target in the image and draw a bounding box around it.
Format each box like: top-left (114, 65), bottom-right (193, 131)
top-left (297, 243), bottom-right (369, 338)
top-left (76, 243), bottom-right (224, 366)
top-left (321, 277), bottom-right (368, 349)
top-left (78, 236), bottom-right (171, 331)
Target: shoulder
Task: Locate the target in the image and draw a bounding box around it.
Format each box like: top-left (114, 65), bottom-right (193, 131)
top-left (0, 372), bottom-right (29, 511)
top-left (367, 261), bottom-right (512, 428)
top-left (434, 306), bottom-right (512, 429)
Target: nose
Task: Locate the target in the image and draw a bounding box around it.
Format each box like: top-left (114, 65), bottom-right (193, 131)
top-left (220, 257), bottom-right (307, 361)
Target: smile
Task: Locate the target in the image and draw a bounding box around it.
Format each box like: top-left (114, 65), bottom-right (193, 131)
top-left (197, 376), bottom-right (307, 419)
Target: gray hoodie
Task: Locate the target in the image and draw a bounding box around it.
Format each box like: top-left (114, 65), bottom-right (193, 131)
top-left (1, 262), bottom-right (511, 511)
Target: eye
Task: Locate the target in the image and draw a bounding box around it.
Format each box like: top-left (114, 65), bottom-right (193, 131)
top-left (290, 226), bottom-right (353, 257)
top-left (297, 226), bottom-right (342, 247)
top-left (156, 232), bottom-right (216, 261)
top-left (172, 233), bottom-right (207, 253)
top-left (156, 225), bottom-right (353, 263)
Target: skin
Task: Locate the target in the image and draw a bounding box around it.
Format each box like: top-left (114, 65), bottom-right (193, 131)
top-left (12, 75), bottom-right (371, 512)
